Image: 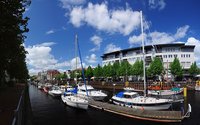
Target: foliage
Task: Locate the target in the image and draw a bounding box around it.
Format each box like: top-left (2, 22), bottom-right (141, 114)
top-left (148, 57), bottom-right (163, 76)
top-left (93, 64), bottom-right (102, 79)
top-left (131, 60), bottom-right (143, 76)
top-left (0, 0), bottom-right (31, 85)
top-left (118, 61), bottom-right (131, 76)
top-left (112, 61), bottom-right (120, 80)
top-left (189, 62), bottom-right (199, 77)
top-left (85, 66), bottom-right (93, 81)
top-left (170, 58), bottom-right (183, 79)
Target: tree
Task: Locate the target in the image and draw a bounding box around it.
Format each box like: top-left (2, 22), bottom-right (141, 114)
top-left (0, 0), bottom-right (31, 85)
top-left (93, 64), bottom-right (102, 80)
top-left (118, 61), bottom-right (131, 81)
top-left (112, 61), bottom-right (120, 81)
top-left (131, 60), bottom-right (143, 77)
top-left (170, 58), bottom-right (183, 80)
top-left (189, 62), bottom-right (199, 79)
top-left (148, 57), bottom-right (164, 78)
top-left (85, 66), bottom-right (93, 82)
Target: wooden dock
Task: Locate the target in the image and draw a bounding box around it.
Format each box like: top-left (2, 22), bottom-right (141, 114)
top-left (89, 100), bottom-right (188, 123)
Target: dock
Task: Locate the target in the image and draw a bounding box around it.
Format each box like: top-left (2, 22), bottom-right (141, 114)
top-left (89, 100), bottom-right (191, 123)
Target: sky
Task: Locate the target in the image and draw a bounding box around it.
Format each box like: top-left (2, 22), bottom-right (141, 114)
top-left (24, 0), bottom-right (200, 75)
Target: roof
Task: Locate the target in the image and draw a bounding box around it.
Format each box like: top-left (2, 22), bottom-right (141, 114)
top-left (123, 92), bottom-right (138, 95)
top-left (101, 43), bottom-right (195, 57)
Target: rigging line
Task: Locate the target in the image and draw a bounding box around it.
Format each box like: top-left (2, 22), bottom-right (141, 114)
top-left (76, 34), bottom-right (89, 97)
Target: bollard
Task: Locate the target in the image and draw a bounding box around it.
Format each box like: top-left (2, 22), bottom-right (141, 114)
top-left (125, 81), bottom-right (129, 87)
top-left (183, 87), bottom-right (187, 97)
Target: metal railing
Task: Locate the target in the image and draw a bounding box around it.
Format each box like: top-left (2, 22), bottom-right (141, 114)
top-left (12, 90), bottom-right (25, 125)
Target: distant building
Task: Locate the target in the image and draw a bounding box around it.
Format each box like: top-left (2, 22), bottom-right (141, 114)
top-left (101, 43), bottom-right (195, 78)
top-left (46, 70), bottom-right (60, 80)
top-left (37, 71), bottom-right (46, 81)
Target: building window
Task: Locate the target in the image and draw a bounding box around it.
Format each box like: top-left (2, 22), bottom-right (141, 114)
top-left (174, 54), bottom-right (177, 58)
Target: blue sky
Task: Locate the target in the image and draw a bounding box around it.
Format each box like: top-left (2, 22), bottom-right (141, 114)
top-left (24, 0), bottom-right (200, 75)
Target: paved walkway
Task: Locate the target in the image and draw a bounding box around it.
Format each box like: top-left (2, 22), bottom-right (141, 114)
top-left (0, 84), bottom-right (25, 125)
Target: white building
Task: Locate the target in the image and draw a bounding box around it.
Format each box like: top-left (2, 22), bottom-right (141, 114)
top-left (101, 43), bottom-right (195, 70)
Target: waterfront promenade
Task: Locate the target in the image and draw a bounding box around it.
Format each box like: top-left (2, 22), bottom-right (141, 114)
top-left (0, 84), bottom-right (32, 125)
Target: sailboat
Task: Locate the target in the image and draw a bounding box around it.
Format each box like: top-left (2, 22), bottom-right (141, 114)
top-left (61, 34), bottom-right (89, 110)
top-left (111, 11), bottom-right (173, 110)
top-left (77, 84), bottom-right (107, 101)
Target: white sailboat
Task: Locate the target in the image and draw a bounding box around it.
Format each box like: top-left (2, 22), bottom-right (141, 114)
top-left (48, 86), bottom-right (62, 97)
top-left (77, 84), bottom-right (107, 101)
top-left (61, 34), bottom-right (89, 110)
top-left (148, 87), bottom-right (183, 96)
top-left (111, 11), bottom-right (172, 110)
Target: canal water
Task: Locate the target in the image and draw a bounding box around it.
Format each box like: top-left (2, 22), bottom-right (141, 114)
top-left (29, 85), bottom-right (200, 125)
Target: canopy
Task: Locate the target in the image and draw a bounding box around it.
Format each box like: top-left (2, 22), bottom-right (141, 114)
top-left (116, 91), bottom-right (124, 98)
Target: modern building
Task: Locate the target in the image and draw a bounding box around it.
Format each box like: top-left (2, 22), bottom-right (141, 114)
top-left (101, 43), bottom-right (195, 71)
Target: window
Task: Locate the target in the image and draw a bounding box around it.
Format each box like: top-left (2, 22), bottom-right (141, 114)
top-left (174, 54), bottom-right (177, 58)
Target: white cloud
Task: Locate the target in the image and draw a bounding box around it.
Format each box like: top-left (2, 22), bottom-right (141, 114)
top-left (70, 7), bottom-right (85, 27)
top-left (46, 30), bottom-right (55, 35)
top-left (59, 0), bottom-right (86, 9)
top-left (185, 37), bottom-right (200, 64)
top-left (149, 0), bottom-right (166, 10)
top-left (70, 57), bottom-right (87, 70)
top-left (104, 43), bottom-right (121, 53)
top-left (149, 31), bottom-right (175, 44)
top-left (25, 42), bottom-right (88, 75)
top-left (128, 25), bottom-right (190, 46)
top-left (128, 33), bottom-right (147, 45)
top-left (36, 42), bottom-right (56, 47)
top-left (174, 25), bottom-right (190, 39)
top-left (85, 54), bottom-right (97, 63)
top-left (90, 35), bottom-right (102, 52)
top-left (69, 2), bottom-right (141, 35)
top-left (26, 44), bottom-right (58, 70)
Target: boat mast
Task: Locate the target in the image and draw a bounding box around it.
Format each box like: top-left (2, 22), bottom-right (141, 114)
top-left (75, 34), bottom-right (78, 85)
top-left (76, 35), bottom-right (89, 97)
top-left (140, 11), bottom-right (147, 97)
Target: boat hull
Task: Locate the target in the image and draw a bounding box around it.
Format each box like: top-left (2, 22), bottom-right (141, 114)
top-left (112, 99), bottom-right (171, 110)
top-left (61, 95), bottom-right (88, 110)
top-left (48, 91), bottom-right (62, 97)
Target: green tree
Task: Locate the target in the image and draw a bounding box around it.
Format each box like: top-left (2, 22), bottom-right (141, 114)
top-left (148, 57), bottom-right (163, 77)
top-left (112, 61), bottom-right (120, 81)
top-left (170, 58), bottom-right (183, 80)
top-left (70, 71), bottom-right (75, 79)
top-left (189, 62), bottom-right (199, 79)
top-left (131, 60), bottom-right (143, 77)
top-left (0, 0), bottom-right (31, 85)
top-left (85, 66), bottom-right (93, 82)
top-left (118, 61), bottom-right (131, 81)
top-left (93, 64), bottom-right (102, 80)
